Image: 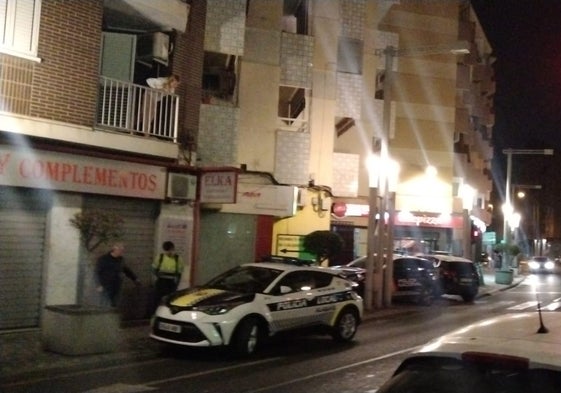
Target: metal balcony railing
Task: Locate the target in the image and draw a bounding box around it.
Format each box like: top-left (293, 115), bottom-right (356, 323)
top-left (97, 76), bottom-right (179, 142)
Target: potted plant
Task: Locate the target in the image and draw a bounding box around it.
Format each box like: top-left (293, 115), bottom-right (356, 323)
top-left (493, 243), bottom-right (521, 285)
top-left (42, 210), bottom-right (125, 355)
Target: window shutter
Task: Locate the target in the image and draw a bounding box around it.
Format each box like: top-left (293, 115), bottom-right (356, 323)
top-left (0, 0), bottom-right (41, 57)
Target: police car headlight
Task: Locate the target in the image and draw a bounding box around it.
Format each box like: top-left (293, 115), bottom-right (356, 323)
top-left (195, 302), bottom-right (244, 315)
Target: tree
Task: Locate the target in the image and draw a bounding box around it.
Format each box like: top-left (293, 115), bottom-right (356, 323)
top-left (69, 209), bottom-right (125, 305)
top-left (69, 209), bottom-right (124, 253)
top-left (303, 230), bottom-right (344, 265)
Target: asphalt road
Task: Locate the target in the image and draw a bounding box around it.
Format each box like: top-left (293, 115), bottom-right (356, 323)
top-left (4, 272), bottom-right (560, 393)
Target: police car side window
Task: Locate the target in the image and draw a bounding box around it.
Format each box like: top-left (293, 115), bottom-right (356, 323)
top-left (312, 271), bottom-right (333, 289)
top-left (278, 271), bottom-right (314, 293)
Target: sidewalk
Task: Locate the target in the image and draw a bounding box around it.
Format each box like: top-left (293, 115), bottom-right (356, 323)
top-left (0, 268), bottom-right (525, 383)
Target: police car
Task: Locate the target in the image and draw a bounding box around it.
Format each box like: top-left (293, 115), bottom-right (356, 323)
top-left (150, 262), bottom-right (363, 356)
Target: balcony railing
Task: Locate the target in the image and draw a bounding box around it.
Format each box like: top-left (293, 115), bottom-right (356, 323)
top-left (97, 76), bottom-right (179, 142)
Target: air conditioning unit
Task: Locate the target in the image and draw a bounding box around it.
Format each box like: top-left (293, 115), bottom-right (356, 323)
top-left (167, 173), bottom-right (197, 200)
top-left (152, 32), bottom-right (170, 64)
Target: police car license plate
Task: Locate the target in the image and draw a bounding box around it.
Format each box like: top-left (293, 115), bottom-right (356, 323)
top-left (159, 321), bottom-right (181, 333)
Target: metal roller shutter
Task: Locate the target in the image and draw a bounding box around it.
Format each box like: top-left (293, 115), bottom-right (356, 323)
top-left (0, 187), bottom-right (51, 330)
top-left (83, 195), bottom-right (159, 319)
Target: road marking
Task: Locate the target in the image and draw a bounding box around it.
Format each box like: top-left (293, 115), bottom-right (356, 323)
top-left (84, 383), bottom-right (156, 392)
top-left (1, 359), bottom-right (168, 388)
top-left (544, 301), bottom-right (561, 311)
top-left (507, 301), bottom-right (538, 310)
top-left (241, 346), bottom-right (421, 393)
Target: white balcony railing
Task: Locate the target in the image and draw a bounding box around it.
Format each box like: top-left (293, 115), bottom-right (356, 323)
top-left (97, 76), bottom-right (179, 142)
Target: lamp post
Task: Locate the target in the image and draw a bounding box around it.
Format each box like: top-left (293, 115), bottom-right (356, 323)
top-left (364, 41), bottom-right (470, 310)
top-left (501, 149), bottom-right (553, 270)
top-left (365, 154), bottom-right (380, 311)
top-left (364, 154), bottom-right (399, 311)
top-left (513, 184), bottom-right (542, 256)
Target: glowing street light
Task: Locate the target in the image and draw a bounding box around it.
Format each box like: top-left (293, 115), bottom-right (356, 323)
top-left (502, 149), bottom-right (553, 270)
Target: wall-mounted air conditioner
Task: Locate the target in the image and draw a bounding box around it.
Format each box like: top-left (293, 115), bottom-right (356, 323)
top-left (136, 32), bottom-right (170, 66)
top-left (167, 173), bottom-right (197, 200)
top-left (152, 32), bottom-right (170, 64)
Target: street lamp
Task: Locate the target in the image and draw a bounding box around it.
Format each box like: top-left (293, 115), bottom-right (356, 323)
top-left (502, 149), bottom-right (553, 270)
top-left (364, 41), bottom-right (470, 310)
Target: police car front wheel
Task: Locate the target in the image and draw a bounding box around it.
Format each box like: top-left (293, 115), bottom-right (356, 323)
top-left (230, 317), bottom-right (261, 357)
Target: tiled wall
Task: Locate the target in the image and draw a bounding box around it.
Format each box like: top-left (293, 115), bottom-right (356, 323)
top-left (332, 152), bottom-right (359, 197)
top-left (274, 130), bottom-right (310, 185)
top-left (336, 72), bottom-right (363, 119)
top-left (340, 0), bottom-right (366, 40)
top-left (204, 0), bottom-right (246, 56)
top-left (198, 104), bottom-right (240, 166)
top-left (335, 0), bottom-right (366, 119)
top-left (280, 32), bottom-right (313, 88)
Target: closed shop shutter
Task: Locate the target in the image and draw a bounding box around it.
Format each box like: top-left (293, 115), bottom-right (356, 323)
top-left (83, 195), bottom-right (159, 319)
top-left (0, 187), bottom-right (51, 330)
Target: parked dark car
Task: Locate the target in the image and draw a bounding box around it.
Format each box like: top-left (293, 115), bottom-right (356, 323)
top-left (420, 254), bottom-right (479, 302)
top-left (333, 255), bottom-right (439, 305)
top-left (392, 256), bottom-right (440, 306)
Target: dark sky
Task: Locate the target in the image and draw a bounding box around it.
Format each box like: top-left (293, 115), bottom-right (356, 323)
top-left (472, 0), bottom-right (561, 151)
top-left (470, 0), bottom-right (561, 233)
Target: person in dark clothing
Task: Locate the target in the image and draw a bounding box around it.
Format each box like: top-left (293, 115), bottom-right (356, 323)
top-left (95, 242), bottom-right (140, 307)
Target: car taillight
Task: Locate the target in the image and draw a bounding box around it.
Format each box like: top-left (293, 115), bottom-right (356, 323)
top-left (462, 351), bottom-right (529, 370)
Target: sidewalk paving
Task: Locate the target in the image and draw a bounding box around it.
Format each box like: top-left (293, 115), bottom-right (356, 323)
top-left (0, 268), bottom-right (525, 384)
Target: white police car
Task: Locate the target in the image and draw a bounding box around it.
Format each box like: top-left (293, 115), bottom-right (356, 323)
top-left (377, 312), bottom-right (561, 392)
top-left (150, 262), bottom-right (363, 356)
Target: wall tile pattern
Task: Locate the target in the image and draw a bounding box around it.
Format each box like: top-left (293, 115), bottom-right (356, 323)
top-left (340, 0), bottom-right (365, 40)
top-left (204, 0), bottom-right (246, 56)
top-left (275, 130), bottom-right (310, 185)
top-left (332, 152), bottom-right (359, 197)
top-left (280, 32), bottom-right (313, 88)
top-left (336, 72), bottom-right (362, 119)
top-left (198, 104), bottom-right (240, 166)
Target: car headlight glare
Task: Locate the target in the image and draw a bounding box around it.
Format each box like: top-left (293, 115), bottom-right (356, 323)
top-left (195, 302), bottom-right (244, 315)
top-left (529, 261), bottom-right (539, 269)
top-left (545, 261), bottom-right (555, 270)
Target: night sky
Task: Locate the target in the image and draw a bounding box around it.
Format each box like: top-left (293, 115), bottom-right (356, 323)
top-left (471, 0), bottom-right (561, 235)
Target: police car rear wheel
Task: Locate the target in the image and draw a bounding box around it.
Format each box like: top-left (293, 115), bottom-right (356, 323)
top-left (231, 317), bottom-right (260, 357)
top-left (332, 308), bottom-right (358, 342)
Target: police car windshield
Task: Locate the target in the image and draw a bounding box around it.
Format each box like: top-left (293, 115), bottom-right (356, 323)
top-left (205, 266), bottom-right (283, 293)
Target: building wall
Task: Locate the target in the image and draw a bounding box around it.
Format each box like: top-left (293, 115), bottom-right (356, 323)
top-left (32, 0), bottom-right (103, 126)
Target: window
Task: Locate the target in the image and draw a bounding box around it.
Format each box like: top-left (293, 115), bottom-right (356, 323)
top-left (0, 0), bottom-right (41, 59)
top-left (202, 51), bottom-right (238, 103)
top-left (282, 0), bottom-right (309, 35)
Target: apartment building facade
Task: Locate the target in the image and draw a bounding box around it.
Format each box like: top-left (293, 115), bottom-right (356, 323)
top-left (0, 0), bottom-right (494, 330)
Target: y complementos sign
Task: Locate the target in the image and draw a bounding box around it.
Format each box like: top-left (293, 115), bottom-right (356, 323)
top-left (0, 146), bottom-right (167, 199)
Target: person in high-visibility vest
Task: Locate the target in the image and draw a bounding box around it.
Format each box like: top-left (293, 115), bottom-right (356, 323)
top-left (152, 241), bottom-right (184, 307)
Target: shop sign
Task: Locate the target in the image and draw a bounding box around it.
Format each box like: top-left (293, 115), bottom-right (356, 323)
top-left (200, 171), bottom-right (238, 203)
top-left (395, 211), bottom-right (463, 228)
top-left (0, 146), bottom-right (166, 199)
top-left (220, 184), bottom-right (298, 217)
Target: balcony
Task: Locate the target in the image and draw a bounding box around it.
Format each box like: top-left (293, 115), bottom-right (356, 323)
top-left (97, 76), bottom-right (179, 142)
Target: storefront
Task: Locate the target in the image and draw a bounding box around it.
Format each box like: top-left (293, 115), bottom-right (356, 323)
top-left (0, 145), bottom-right (195, 329)
top-left (330, 199), bottom-right (466, 261)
